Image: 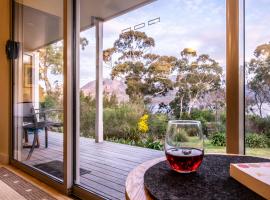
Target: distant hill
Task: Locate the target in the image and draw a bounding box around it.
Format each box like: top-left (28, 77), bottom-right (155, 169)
top-left (80, 77), bottom-right (178, 104)
top-left (81, 78), bottom-right (129, 102)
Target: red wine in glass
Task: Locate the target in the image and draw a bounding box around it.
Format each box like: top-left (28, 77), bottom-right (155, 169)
top-left (165, 147), bottom-right (204, 173)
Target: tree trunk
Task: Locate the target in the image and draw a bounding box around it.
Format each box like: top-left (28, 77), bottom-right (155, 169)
top-left (259, 103), bottom-right (263, 118)
top-left (215, 101), bottom-right (218, 123)
top-left (179, 96), bottom-right (184, 119)
top-left (41, 66), bottom-right (52, 94)
top-left (188, 101), bottom-right (192, 115)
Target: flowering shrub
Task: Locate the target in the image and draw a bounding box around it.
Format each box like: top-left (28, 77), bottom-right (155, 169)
top-left (138, 114), bottom-right (149, 133)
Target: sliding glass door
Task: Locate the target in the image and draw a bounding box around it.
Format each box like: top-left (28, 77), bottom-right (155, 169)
top-left (244, 0), bottom-right (270, 158)
top-left (12, 0), bottom-right (65, 182)
top-left (74, 0), bottom-right (226, 199)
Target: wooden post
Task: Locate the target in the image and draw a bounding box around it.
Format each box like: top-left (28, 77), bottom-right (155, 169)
top-left (63, 0), bottom-right (74, 190)
top-left (74, 0), bottom-right (80, 184)
top-left (95, 18), bottom-right (104, 143)
top-left (226, 0), bottom-right (244, 154)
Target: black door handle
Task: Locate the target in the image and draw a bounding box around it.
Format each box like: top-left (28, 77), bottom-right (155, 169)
top-left (6, 40), bottom-right (20, 59)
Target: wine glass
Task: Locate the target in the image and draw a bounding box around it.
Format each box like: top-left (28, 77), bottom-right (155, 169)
top-left (165, 120), bottom-right (204, 173)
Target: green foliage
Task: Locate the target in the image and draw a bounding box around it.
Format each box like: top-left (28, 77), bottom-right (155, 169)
top-left (143, 137), bottom-right (163, 150)
top-left (169, 93), bottom-right (189, 118)
top-left (41, 95), bottom-right (58, 109)
top-left (39, 42), bottom-right (63, 93)
top-left (245, 133), bottom-right (269, 148)
top-left (246, 42), bottom-right (270, 117)
top-left (189, 109), bottom-right (215, 124)
top-left (180, 109), bottom-right (217, 135)
top-left (104, 31), bottom-right (176, 102)
top-left (106, 136), bottom-right (163, 150)
top-left (246, 115), bottom-right (270, 136)
top-left (40, 85), bottom-right (63, 109)
top-left (79, 92), bottom-right (95, 137)
top-left (80, 92), bottom-right (145, 139)
top-left (174, 129), bottom-right (189, 142)
top-left (174, 50), bottom-right (223, 115)
top-left (103, 92), bottom-right (118, 108)
top-left (211, 132), bottom-right (226, 147)
top-left (103, 104), bottom-right (144, 139)
top-left (148, 114), bottom-right (168, 138)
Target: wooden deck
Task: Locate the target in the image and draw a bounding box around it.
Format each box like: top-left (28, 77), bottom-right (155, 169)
top-left (21, 132), bottom-right (163, 200)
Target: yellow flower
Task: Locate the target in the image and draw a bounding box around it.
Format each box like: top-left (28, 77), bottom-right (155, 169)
top-left (138, 114), bottom-right (149, 133)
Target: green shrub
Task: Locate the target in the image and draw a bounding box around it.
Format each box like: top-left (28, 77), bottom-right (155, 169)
top-left (148, 114), bottom-right (168, 138)
top-left (80, 91), bottom-right (145, 140)
top-left (245, 133), bottom-right (268, 148)
top-left (189, 109), bottom-right (215, 123)
top-left (266, 132), bottom-right (270, 147)
top-left (246, 115), bottom-right (270, 136)
top-left (174, 129), bottom-right (189, 142)
top-left (106, 136), bottom-right (164, 150)
top-left (80, 108), bottom-right (95, 138)
top-left (181, 109), bottom-right (217, 135)
top-left (143, 137), bottom-right (163, 150)
top-left (211, 132), bottom-right (226, 146)
top-left (103, 104), bottom-right (144, 140)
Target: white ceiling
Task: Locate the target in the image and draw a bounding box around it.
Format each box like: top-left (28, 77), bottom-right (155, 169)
top-left (16, 0), bottom-right (154, 51)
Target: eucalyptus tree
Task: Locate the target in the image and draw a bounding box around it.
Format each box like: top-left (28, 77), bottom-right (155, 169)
top-left (104, 31), bottom-right (176, 103)
top-left (39, 37), bottom-right (88, 95)
top-left (173, 48), bottom-right (223, 117)
top-left (247, 43), bottom-right (270, 117)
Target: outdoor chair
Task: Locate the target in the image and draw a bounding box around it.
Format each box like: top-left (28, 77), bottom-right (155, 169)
top-left (19, 102), bottom-right (63, 160)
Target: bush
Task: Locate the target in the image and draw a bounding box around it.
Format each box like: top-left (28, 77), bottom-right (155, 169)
top-left (246, 115), bottom-right (270, 136)
top-left (148, 114), bottom-right (168, 138)
top-left (174, 129), bottom-right (189, 142)
top-left (189, 109), bottom-right (216, 123)
top-left (182, 109), bottom-right (216, 135)
top-left (103, 104), bottom-right (144, 140)
top-left (143, 137), bottom-right (163, 150)
top-left (211, 132), bottom-right (226, 146)
top-left (245, 133), bottom-right (269, 148)
top-left (106, 136), bottom-right (164, 150)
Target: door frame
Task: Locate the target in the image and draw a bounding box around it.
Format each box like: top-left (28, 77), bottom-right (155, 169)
top-left (9, 0), bottom-right (74, 195)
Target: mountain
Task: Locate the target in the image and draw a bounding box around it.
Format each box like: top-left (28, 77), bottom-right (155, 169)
top-left (81, 78), bottom-right (129, 102)
top-left (80, 77), bottom-right (178, 105)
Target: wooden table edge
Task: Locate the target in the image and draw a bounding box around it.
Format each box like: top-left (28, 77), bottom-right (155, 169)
top-left (125, 157), bottom-right (165, 200)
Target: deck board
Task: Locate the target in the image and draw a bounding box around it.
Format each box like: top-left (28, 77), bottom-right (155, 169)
top-left (21, 131), bottom-right (163, 200)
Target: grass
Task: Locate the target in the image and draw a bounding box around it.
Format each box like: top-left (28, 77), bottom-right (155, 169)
top-left (204, 139), bottom-right (270, 158)
top-left (245, 148), bottom-right (270, 158)
top-left (106, 136), bottom-right (270, 159)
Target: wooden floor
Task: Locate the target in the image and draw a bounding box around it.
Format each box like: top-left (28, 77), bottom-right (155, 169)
top-left (21, 132), bottom-right (163, 200)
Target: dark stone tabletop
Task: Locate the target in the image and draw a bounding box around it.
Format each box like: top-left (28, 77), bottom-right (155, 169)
top-left (144, 154), bottom-right (270, 200)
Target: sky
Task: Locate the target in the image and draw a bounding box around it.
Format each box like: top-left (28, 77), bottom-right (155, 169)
top-left (78, 0), bottom-right (270, 87)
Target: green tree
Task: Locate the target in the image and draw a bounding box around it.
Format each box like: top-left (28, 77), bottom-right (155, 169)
top-left (39, 37), bottom-right (88, 95)
top-left (247, 43), bottom-right (270, 117)
top-left (104, 31), bottom-right (176, 102)
top-left (173, 48), bottom-right (223, 117)
top-left (39, 42), bottom-right (63, 94)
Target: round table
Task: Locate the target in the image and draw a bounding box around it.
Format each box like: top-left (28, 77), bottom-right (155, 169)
top-left (125, 154), bottom-right (268, 200)
top-left (125, 157), bottom-right (165, 200)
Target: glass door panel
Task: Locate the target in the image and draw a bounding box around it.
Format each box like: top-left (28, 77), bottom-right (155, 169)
top-left (75, 0), bottom-right (226, 199)
top-left (12, 0), bottom-right (65, 181)
top-left (244, 0), bottom-right (270, 158)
